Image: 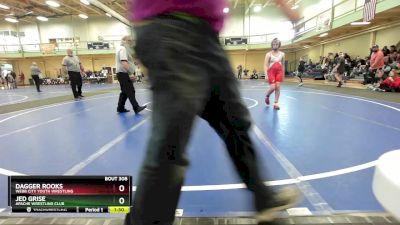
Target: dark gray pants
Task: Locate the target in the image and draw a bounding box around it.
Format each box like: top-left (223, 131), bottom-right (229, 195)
top-left (126, 16), bottom-right (274, 225)
top-left (68, 71), bottom-right (82, 98)
top-left (117, 72), bottom-right (140, 110)
top-left (31, 75), bottom-right (41, 92)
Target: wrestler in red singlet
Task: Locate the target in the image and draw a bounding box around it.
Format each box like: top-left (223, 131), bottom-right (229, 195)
top-left (264, 38), bottom-right (285, 110)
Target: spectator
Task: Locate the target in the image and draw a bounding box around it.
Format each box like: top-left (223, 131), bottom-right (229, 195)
top-left (237, 65), bottom-right (243, 79)
top-left (19, 72), bottom-right (25, 85)
top-left (334, 53), bottom-right (340, 64)
top-left (243, 68), bottom-right (249, 77)
top-left (251, 69), bottom-right (258, 79)
top-left (321, 57), bottom-right (329, 70)
top-left (379, 64), bottom-right (400, 92)
top-left (10, 71), bottom-right (17, 89)
top-left (382, 59), bottom-right (392, 80)
top-left (6, 72), bottom-right (15, 89)
top-left (335, 53), bottom-right (346, 87)
top-left (62, 49), bottom-right (85, 100)
top-left (297, 57), bottom-right (306, 86)
top-left (370, 44), bottom-right (385, 84)
top-left (382, 46), bottom-right (390, 57)
top-left (389, 45), bottom-right (398, 62)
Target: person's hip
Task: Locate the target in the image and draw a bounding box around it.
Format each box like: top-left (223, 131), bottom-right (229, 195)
top-left (134, 13), bottom-right (219, 59)
top-left (135, 13), bottom-right (216, 36)
top-left (117, 72), bottom-right (132, 83)
top-left (68, 71), bottom-right (81, 76)
top-left (117, 72), bottom-right (129, 76)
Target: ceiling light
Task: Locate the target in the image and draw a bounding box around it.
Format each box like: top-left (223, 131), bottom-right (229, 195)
top-left (105, 13), bottom-right (112, 17)
top-left (46, 1), bottom-right (60, 7)
top-left (80, 0), bottom-right (90, 5)
top-left (304, 45), bottom-right (310, 48)
top-left (254, 5), bottom-right (262, 12)
top-left (291, 5), bottom-right (299, 10)
top-left (5, 17), bottom-right (18, 23)
top-left (0, 4), bottom-right (10, 9)
top-left (319, 32), bottom-right (328, 37)
top-left (37, 16), bottom-right (49, 21)
top-left (79, 14), bottom-right (88, 19)
top-left (223, 7), bottom-right (229, 13)
top-left (350, 21), bottom-right (370, 26)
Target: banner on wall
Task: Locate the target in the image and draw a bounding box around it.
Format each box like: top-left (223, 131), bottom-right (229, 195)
top-left (316, 11), bottom-right (332, 32)
top-left (41, 44), bottom-right (56, 55)
top-left (87, 42), bottom-right (110, 50)
top-left (224, 37), bottom-right (248, 45)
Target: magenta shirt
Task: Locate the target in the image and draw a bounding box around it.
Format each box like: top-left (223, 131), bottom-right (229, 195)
top-left (129, 0), bottom-right (227, 32)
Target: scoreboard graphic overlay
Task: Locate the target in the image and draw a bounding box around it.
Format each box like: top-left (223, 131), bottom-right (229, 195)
top-left (9, 176), bottom-right (131, 213)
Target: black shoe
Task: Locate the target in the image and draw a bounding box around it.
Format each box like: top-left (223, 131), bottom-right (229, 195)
top-left (134, 105), bottom-right (147, 114)
top-left (256, 186), bottom-right (302, 223)
top-left (79, 95), bottom-right (84, 97)
top-left (337, 81), bottom-right (342, 87)
top-left (117, 108), bottom-right (130, 113)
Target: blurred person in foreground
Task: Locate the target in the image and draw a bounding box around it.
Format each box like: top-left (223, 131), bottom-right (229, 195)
top-left (125, 0), bottom-right (302, 225)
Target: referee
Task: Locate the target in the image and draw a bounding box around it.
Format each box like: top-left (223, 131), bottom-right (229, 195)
top-left (62, 49), bottom-right (85, 100)
top-left (115, 35), bottom-right (146, 114)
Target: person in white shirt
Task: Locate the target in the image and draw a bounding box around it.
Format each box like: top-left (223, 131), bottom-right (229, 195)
top-left (30, 62), bottom-right (42, 92)
top-left (62, 49), bottom-right (85, 100)
top-left (115, 35), bottom-right (146, 113)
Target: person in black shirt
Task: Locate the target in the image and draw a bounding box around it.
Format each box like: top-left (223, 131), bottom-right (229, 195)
top-left (335, 53), bottom-right (346, 87)
top-left (297, 57), bottom-right (306, 86)
top-left (237, 65), bottom-right (243, 79)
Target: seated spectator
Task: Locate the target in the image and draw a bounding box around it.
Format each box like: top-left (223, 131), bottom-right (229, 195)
top-left (379, 64), bottom-right (400, 92)
top-left (362, 62), bottom-right (374, 85)
top-left (334, 53), bottom-right (340, 64)
top-left (243, 68), bottom-right (249, 77)
top-left (250, 69), bottom-right (258, 79)
top-left (382, 46), bottom-right (390, 56)
top-left (344, 53), bottom-right (351, 62)
top-left (389, 45), bottom-right (397, 62)
top-left (352, 56), bottom-right (360, 68)
top-left (382, 61), bottom-right (392, 79)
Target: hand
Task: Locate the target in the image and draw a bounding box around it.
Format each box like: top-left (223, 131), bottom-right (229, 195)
top-left (129, 75), bottom-right (136, 81)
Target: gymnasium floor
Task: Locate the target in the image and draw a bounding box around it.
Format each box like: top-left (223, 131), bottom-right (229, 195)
top-left (0, 80), bottom-right (399, 218)
top-left (0, 83), bottom-right (117, 106)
